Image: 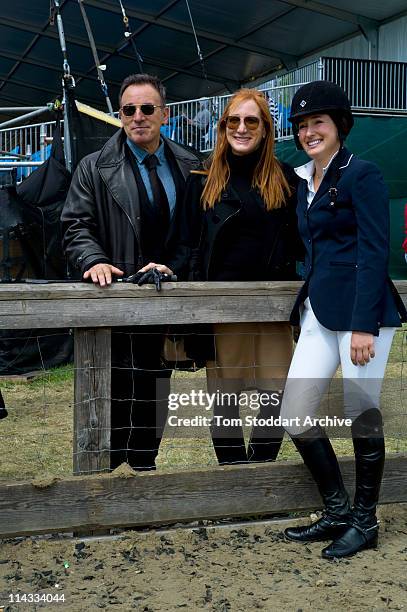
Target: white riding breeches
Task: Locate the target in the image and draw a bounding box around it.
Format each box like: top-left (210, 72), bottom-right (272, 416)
top-left (281, 298), bottom-right (396, 436)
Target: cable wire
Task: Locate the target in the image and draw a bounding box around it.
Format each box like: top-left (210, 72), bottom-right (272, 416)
top-left (117, 0), bottom-right (144, 72)
top-left (77, 0), bottom-right (114, 115)
top-left (185, 0), bottom-right (208, 82)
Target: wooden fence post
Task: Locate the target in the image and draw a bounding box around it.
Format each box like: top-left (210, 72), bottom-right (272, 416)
top-left (73, 328), bottom-right (111, 475)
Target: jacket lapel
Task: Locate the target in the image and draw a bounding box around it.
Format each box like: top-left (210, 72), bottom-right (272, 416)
top-left (163, 141), bottom-right (184, 243)
top-left (165, 137), bottom-right (199, 181)
top-left (97, 131), bottom-right (141, 241)
top-left (99, 163), bottom-right (140, 225)
top-left (308, 147), bottom-right (353, 209)
top-left (297, 179), bottom-right (309, 215)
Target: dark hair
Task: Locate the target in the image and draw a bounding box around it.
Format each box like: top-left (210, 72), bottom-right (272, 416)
top-left (119, 73), bottom-right (166, 106)
top-left (327, 110), bottom-right (353, 141)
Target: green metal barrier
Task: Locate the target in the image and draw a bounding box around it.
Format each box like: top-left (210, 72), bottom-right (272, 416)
top-left (276, 115), bottom-right (407, 280)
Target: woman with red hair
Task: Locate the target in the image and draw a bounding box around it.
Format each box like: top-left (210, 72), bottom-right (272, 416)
top-left (166, 88), bottom-right (303, 465)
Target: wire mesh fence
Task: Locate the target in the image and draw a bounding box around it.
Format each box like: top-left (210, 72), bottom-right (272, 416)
top-left (1, 325), bottom-right (406, 482)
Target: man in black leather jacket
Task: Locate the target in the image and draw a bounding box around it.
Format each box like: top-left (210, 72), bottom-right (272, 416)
top-left (61, 73), bottom-right (200, 471)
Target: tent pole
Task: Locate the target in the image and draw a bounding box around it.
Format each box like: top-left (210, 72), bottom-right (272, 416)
top-left (63, 83), bottom-right (73, 173)
top-left (0, 107), bottom-right (47, 113)
top-left (52, 0), bottom-right (75, 172)
top-left (0, 108), bottom-right (50, 130)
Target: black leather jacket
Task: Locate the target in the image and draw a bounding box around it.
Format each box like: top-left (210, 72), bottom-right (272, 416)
top-left (61, 130), bottom-right (200, 276)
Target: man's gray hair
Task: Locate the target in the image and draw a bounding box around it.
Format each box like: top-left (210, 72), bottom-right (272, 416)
top-left (119, 73), bottom-right (166, 106)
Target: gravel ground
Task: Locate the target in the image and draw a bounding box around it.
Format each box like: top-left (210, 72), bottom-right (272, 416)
top-left (0, 504), bottom-right (406, 612)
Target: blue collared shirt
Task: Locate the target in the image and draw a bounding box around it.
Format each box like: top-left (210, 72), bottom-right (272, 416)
top-left (126, 138), bottom-right (177, 216)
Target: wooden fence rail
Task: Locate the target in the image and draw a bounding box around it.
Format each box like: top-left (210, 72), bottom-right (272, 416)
top-left (0, 281), bottom-right (406, 537)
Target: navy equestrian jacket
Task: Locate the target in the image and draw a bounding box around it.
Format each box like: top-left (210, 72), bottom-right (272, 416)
top-left (290, 146), bottom-right (406, 335)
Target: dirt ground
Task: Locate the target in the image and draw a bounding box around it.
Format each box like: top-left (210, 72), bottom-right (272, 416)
top-left (1, 360), bottom-right (407, 612)
top-left (0, 504), bottom-right (406, 612)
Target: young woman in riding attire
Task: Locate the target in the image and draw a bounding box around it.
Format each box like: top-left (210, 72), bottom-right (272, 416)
top-left (281, 81), bottom-right (407, 559)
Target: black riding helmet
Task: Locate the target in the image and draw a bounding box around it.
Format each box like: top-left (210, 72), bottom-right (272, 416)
top-left (289, 80), bottom-right (354, 150)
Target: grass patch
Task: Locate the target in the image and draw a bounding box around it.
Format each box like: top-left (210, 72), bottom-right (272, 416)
top-left (1, 328), bottom-right (407, 481)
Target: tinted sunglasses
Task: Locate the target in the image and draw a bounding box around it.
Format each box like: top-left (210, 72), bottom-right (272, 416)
top-left (121, 103), bottom-right (163, 117)
top-left (225, 115), bottom-right (260, 130)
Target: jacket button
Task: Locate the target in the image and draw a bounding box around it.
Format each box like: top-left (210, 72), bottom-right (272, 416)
top-left (212, 214), bottom-right (220, 223)
top-left (308, 239), bottom-right (311, 243)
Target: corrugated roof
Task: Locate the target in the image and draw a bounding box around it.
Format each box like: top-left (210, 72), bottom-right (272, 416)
top-left (0, 0), bottom-right (405, 117)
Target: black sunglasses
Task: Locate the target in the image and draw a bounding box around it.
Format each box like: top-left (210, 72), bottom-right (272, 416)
top-left (121, 103), bottom-right (163, 117)
top-left (225, 115), bottom-right (260, 130)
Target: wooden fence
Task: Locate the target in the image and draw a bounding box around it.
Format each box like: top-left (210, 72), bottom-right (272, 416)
top-left (0, 281), bottom-right (406, 538)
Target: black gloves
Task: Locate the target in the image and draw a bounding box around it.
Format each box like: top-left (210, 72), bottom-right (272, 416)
top-left (122, 269), bottom-right (177, 292)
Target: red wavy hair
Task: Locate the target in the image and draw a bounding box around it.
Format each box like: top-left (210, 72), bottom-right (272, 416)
top-left (201, 88), bottom-right (291, 210)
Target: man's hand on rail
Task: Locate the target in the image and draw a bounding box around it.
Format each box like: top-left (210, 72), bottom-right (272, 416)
top-left (138, 262), bottom-right (174, 276)
top-left (134, 262), bottom-right (175, 291)
top-left (83, 263), bottom-right (124, 287)
top-left (122, 265), bottom-right (177, 292)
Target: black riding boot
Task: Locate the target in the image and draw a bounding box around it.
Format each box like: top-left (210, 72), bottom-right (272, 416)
top-left (248, 391), bottom-right (284, 462)
top-left (284, 426), bottom-right (351, 542)
top-left (210, 397), bottom-right (248, 465)
top-left (0, 390), bottom-right (7, 419)
top-left (322, 409), bottom-right (384, 559)
top-left (211, 436), bottom-right (248, 465)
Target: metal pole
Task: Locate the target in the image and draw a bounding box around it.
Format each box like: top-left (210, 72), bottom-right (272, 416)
top-left (0, 151), bottom-right (28, 159)
top-left (318, 57), bottom-right (324, 81)
top-left (63, 85), bottom-right (73, 173)
top-left (40, 124), bottom-right (47, 163)
top-left (52, 0), bottom-right (74, 172)
top-left (0, 107), bottom-right (49, 130)
top-left (0, 107), bottom-right (47, 113)
top-left (25, 142), bottom-right (32, 177)
top-left (0, 161), bottom-right (45, 167)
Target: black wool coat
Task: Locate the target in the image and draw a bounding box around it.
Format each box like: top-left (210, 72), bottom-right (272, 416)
top-left (166, 161), bottom-right (304, 363)
top-left (168, 161), bottom-right (303, 282)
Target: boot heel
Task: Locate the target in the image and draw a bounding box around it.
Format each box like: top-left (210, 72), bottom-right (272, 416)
top-left (365, 533), bottom-right (378, 549)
